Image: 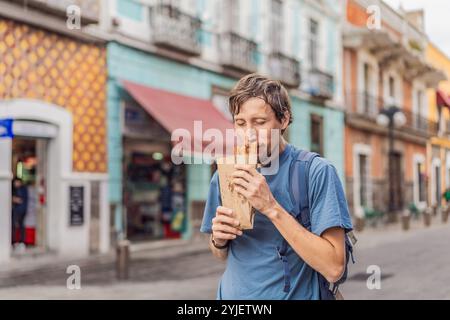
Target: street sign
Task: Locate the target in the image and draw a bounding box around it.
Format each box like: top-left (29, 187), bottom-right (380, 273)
top-left (0, 119), bottom-right (14, 138)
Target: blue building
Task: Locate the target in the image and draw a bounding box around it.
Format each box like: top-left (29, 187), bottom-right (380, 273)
top-left (101, 0), bottom-right (345, 243)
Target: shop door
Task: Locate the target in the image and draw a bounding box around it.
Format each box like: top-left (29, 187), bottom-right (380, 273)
top-left (390, 152), bottom-right (404, 211)
top-left (11, 137), bottom-right (48, 252)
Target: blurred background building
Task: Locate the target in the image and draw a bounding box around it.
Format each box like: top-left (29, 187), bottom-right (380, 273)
top-left (343, 0), bottom-right (446, 226)
top-left (0, 0), bottom-right (109, 264)
top-left (1, 0), bottom-right (450, 265)
top-left (97, 0), bottom-right (346, 244)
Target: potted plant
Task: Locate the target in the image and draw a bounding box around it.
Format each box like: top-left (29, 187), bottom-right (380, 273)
top-left (423, 207), bottom-right (432, 227)
top-left (401, 209), bottom-right (411, 231)
top-left (442, 205), bottom-right (449, 224)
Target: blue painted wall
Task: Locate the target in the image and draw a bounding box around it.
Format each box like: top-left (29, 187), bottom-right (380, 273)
top-left (107, 42), bottom-right (235, 238)
top-left (289, 97), bottom-right (345, 183)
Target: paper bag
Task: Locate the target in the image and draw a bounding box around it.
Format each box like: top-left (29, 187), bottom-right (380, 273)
top-left (216, 138), bottom-right (258, 230)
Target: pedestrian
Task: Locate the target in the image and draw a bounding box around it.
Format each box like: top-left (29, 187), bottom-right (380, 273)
top-left (200, 74), bottom-right (354, 300)
top-left (12, 177), bottom-right (29, 252)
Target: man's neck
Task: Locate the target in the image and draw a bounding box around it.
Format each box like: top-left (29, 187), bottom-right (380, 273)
top-left (278, 138), bottom-right (287, 155)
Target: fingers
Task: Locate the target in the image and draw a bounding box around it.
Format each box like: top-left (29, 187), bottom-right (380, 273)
top-left (234, 164), bottom-right (258, 176)
top-left (232, 177), bottom-right (249, 189)
top-left (231, 169), bottom-right (253, 183)
top-left (234, 185), bottom-right (251, 199)
top-left (213, 206), bottom-right (243, 243)
top-left (216, 206), bottom-right (234, 217)
top-left (212, 223), bottom-right (243, 236)
top-left (213, 214), bottom-right (240, 227)
top-left (213, 232), bottom-right (238, 240)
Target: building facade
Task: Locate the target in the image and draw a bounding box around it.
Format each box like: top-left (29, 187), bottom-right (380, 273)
top-left (425, 43), bottom-right (450, 209)
top-left (0, 0), bottom-right (110, 264)
top-left (343, 0), bottom-right (445, 224)
top-left (102, 0), bottom-right (346, 242)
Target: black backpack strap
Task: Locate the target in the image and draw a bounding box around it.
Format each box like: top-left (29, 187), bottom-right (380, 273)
top-left (277, 149), bottom-right (319, 293)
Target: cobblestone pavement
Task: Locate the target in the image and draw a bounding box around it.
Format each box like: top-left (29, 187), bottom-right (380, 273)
top-left (0, 219), bottom-right (449, 300)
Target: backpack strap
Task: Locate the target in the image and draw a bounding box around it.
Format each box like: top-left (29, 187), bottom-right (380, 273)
top-left (290, 150), bottom-right (320, 229)
top-left (277, 149), bottom-right (319, 293)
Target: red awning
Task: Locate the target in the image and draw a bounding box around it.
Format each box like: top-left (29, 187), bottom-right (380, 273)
top-left (437, 90), bottom-right (450, 108)
top-left (122, 80), bottom-right (234, 156)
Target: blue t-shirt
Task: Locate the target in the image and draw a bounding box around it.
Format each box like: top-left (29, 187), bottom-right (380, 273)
top-left (200, 144), bottom-right (353, 300)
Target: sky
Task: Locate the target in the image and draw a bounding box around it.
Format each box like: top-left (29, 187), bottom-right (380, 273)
top-left (383, 0), bottom-right (450, 57)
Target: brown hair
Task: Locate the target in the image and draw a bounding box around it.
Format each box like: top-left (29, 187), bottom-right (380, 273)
top-left (229, 74), bottom-right (293, 132)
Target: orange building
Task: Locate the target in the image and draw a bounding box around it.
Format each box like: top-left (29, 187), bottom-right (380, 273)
top-left (425, 43), bottom-right (450, 208)
top-left (343, 0), bottom-right (445, 226)
top-left (0, 0), bottom-right (110, 264)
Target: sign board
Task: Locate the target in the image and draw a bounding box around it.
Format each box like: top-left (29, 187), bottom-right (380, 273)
top-left (69, 186), bottom-right (84, 226)
top-left (0, 119), bottom-right (14, 138)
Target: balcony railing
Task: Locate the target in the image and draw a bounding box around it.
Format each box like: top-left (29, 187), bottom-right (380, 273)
top-left (150, 4), bottom-right (202, 56)
top-left (345, 91), bottom-right (439, 137)
top-left (219, 32), bottom-right (257, 73)
top-left (307, 68), bottom-right (334, 100)
top-left (17, 0), bottom-right (100, 23)
top-left (403, 110), bottom-right (439, 136)
top-left (269, 52), bottom-right (301, 88)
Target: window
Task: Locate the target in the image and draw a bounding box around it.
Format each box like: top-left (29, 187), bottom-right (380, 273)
top-left (388, 76), bottom-right (395, 101)
top-left (435, 164), bottom-right (441, 205)
top-left (270, 0), bottom-right (284, 52)
top-left (363, 63), bottom-right (373, 113)
top-left (358, 154), bottom-right (369, 207)
top-left (225, 0), bottom-right (240, 33)
top-left (417, 90), bottom-right (423, 116)
top-left (417, 162), bottom-right (426, 203)
top-left (310, 114), bottom-right (323, 156)
top-left (308, 18), bottom-right (319, 68)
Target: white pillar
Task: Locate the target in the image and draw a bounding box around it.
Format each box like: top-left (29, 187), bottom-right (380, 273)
top-left (99, 180), bottom-right (110, 253)
top-left (0, 138), bottom-right (12, 264)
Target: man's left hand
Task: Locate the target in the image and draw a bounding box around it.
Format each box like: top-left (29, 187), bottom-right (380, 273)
top-left (231, 164), bottom-right (277, 216)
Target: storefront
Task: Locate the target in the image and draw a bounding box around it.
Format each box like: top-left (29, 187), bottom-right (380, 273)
top-left (0, 18), bottom-right (109, 264)
top-left (122, 98), bottom-right (187, 241)
top-left (106, 41), bottom-right (237, 241)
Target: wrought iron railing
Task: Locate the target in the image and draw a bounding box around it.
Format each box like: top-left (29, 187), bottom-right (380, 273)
top-left (219, 32), bottom-right (257, 73)
top-left (150, 4), bottom-right (202, 56)
top-left (269, 52), bottom-right (300, 88)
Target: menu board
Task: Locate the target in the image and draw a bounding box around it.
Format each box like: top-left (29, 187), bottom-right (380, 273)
top-left (70, 186), bottom-right (84, 226)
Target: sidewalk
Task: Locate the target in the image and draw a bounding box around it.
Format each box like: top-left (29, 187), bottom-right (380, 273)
top-left (0, 235), bottom-right (211, 286)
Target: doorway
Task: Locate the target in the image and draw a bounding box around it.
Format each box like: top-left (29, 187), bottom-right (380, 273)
top-left (11, 137), bottom-right (48, 255)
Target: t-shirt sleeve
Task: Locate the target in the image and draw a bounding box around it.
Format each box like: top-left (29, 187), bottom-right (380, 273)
top-left (200, 171), bottom-right (222, 234)
top-left (308, 158), bottom-right (353, 236)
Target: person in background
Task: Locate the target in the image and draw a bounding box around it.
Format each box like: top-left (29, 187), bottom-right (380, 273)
top-left (12, 178), bottom-right (28, 252)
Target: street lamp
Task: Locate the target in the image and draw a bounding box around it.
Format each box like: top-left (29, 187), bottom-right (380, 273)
top-left (376, 106), bottom-right (406, 221)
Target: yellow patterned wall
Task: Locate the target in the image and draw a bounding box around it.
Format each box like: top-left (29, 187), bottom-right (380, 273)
top-left (0, 18), bottom-right (107, 173)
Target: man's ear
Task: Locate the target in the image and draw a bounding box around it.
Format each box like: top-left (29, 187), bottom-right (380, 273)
top-left (280, 114), bottom-right (290, 132)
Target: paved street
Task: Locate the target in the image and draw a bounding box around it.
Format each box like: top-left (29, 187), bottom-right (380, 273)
top-left (0, 220), bottom-right (449, 300)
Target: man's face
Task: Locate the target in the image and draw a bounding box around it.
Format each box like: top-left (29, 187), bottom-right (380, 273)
top-left (233, 97), bottom-right (288, 162)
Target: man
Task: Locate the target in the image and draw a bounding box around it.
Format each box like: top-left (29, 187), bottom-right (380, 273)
top-left (200, 74), bottom-right (353, 300)
top-left (12, 177), bottom-right (29, 251)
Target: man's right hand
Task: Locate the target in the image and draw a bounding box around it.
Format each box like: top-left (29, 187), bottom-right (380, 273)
top-left (211, 206), bottom-right (243, 247)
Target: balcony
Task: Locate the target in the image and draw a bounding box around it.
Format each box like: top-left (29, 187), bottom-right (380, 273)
top-left (219, 32), bottom-right (257, 73)
top-left (345, 91), bottom-right (439, 137)
top-left (13, 0), bottom-right (100, 23)
top-left (306, 69), bottom-right (334, 100)
top-left (403, 110), bottom-right (439, 136)
top-left (269, 52), bottom-right (301, 88)
top-left (150, 4), bottom-right (202, 56)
